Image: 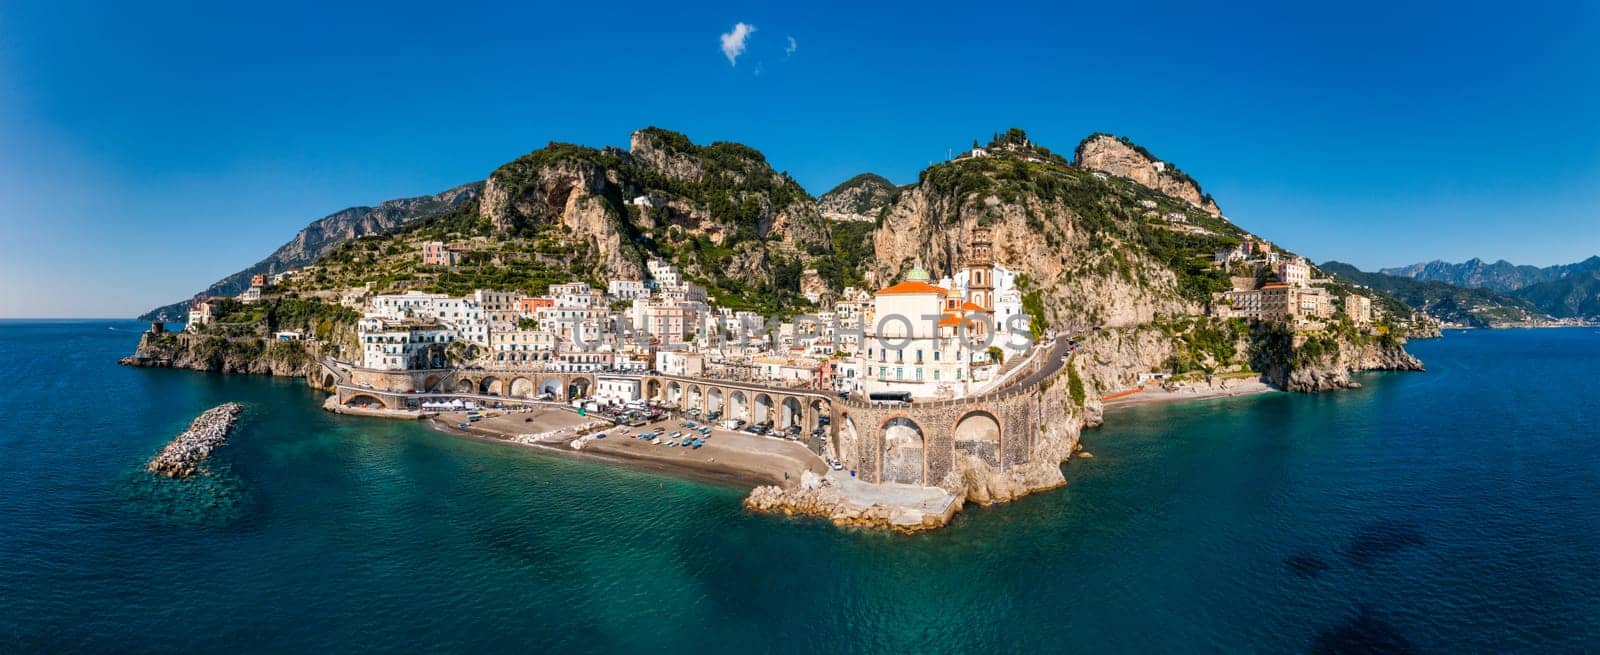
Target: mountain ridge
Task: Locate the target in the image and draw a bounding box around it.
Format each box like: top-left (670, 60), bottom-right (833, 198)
top-left (138, 182), bottom-right (482, 320)
top-left (1380, 256), bottom-right (1600, 292)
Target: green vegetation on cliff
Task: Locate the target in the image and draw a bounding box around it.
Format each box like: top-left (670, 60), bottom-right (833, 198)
top-left (293, 127), bottom-right (832, 317)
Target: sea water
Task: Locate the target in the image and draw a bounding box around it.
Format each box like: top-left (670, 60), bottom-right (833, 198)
top-left (1, 320), bottom-right (1596, 652)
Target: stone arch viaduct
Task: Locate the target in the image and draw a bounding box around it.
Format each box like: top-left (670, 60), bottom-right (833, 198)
top-left (313, 336), bottom-right (1073, 488)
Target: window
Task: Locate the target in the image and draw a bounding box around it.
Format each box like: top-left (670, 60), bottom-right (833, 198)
top-left (934, 370), bottom-right (941, 381)
top-left (916, 368), bottom-right (923, 380)
top-left (895, 367), bottom-right (903, 380)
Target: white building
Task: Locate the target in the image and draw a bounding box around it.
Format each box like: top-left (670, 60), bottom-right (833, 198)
top-left (186, 300), bottom-right (216, 332)
top-left (647, 259), bottom-right (682, 288)
top-left (357, 317), bottom-right (456, 371)
top-left (655, 350), bottom-right (704, 377)
top-left (858, 268), bottom-right (975, 399)
top-left (549, 282), bottom-right (595, 309)
top-left (594, 374), bottom-right (641, 405)
top-left (367, 291), bottom-right (488, 345)
top-left (490, 327), bottom-right (556, 367)
top-left (607, 279), bottom-right (649, 301)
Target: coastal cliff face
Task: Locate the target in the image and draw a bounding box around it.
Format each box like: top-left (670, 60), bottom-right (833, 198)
top-left (1277, 338), bottom-right (1424, 392)
top-left (1074, 134), bottom-right (1221, 216)
top-left (121, 330), bottom-right (324, 377)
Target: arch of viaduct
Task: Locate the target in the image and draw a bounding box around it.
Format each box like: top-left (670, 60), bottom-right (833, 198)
top-left (314, 337), bottom-right (1072, 488)
top-left (316, 361), bottom-right (599, 409)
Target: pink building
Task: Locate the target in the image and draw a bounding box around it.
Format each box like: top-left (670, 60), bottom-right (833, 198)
top-left (421, 241), bottom-right (456, 267)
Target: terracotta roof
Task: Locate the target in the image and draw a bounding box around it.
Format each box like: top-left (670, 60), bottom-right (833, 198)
top-left (875, 281), bottom-right (949, 296)
top-left (960, 302), bottom-right (988, 312)
top-left (938, 313), bottom-right (962, 327)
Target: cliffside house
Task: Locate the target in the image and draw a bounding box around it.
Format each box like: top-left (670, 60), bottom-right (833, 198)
top-left (1224, 283), bottom-right (1332, 323)
top-left (1277, 256), bottom-right (1311, 288)
top-left (1347, 294), bottom-right (1373, 325)
top-left (421, 241), bottom-right (458, 267)
top-left (186, 300), bottom-right (216, 332)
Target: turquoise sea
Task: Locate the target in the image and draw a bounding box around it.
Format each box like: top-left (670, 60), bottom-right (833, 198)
top-left (1, 320), bottom-right (1597, 652)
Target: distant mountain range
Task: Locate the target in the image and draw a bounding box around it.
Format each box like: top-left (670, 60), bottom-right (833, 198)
top-left (1381, 256), bottom-right (1600, 293)
top-left (139, 182), bottom-right (481, 321)
top-left (1326, 256), bottom-right (1600, 324)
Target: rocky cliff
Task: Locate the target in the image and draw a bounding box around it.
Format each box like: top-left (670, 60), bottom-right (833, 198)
top-left (1279, 340), bottom-right (1423, 392)
top-left (472, 128), bottom-right (833, 306)
top-left (871, 137), bottom-right (1221, 331)
top-left (139, 182), bottom-right (481, 320)
top-left (1074, 134), bottom-right (1220, 216)
top-left (1249, 326), bottom-right (1424, 392)
top-left (121, 330), bottom-right (325, 377)
top-left (817, 173), bottom-right (899, 222)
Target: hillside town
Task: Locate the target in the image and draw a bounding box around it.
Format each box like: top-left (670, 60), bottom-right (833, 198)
top-left (180, 228), bottom-right (1040, 406)
top-left (178, 222), bottom-right (1397, 412)
top-left (1212, 236), bottom-right (1374, 327)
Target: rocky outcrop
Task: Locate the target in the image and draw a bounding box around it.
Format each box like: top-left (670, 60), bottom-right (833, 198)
top-left (1074, 134), bottom-right (1220, 216)
top-left (1270, 338), bottom-right (1424, 392)
top-left (139, 182), bottom-right (481, 320)
top-left (479, 159), bottom-right (644, 281)
top-left (121, 330), bottom-right (322, 378)
top-left (148, 403), bottom-right (243, 478)
top-left (475, 128), bottom-right (830, 293)
top-left (744, 472), bottom-right (963, 533)
top-left (818, 173), bottom-right (898, 222)
top-left (630, 129), bottom-right (705, 184)
top-left (873, 180), bottom-right (1194, 331)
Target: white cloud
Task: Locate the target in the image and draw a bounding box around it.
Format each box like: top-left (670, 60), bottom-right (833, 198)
top-left (720, 22), bottom-right (756, 66)
top-left (785, 36), bottom-right (797, 57)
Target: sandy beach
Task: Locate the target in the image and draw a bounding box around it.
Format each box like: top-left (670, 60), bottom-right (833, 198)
top-left (424, 406), bottom-right (824, 489)
top-left (1102, 377), bottom-right (1276, 410)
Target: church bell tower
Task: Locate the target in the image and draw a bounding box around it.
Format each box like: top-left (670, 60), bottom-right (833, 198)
top-left (965, 227), bottom-right (994, 312)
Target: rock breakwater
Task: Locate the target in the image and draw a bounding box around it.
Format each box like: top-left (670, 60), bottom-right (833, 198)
top-left (148, 403), bottom-right (244, 479)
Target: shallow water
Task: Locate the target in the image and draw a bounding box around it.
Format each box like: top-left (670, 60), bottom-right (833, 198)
top-left (2, 321), bottom-right (1596, 652)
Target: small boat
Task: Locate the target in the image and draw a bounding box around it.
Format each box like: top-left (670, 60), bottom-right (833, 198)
top-left (457, 422), bottom-right (469, 429)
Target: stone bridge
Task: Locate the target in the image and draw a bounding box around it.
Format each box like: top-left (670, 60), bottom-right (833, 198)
top-left (311, 336), bottom-right (1075, 488)
top-left (312, 361), bottom-right (599, 410)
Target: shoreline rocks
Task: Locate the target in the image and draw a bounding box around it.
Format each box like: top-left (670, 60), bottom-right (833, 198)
top-left (744, 472), bottom-right (963, 533)
top-left (148, 403), bottom-right (244, 479)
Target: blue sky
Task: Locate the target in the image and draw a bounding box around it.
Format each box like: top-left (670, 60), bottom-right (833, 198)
top-left (1, 0), bottom-right (1596, 317)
